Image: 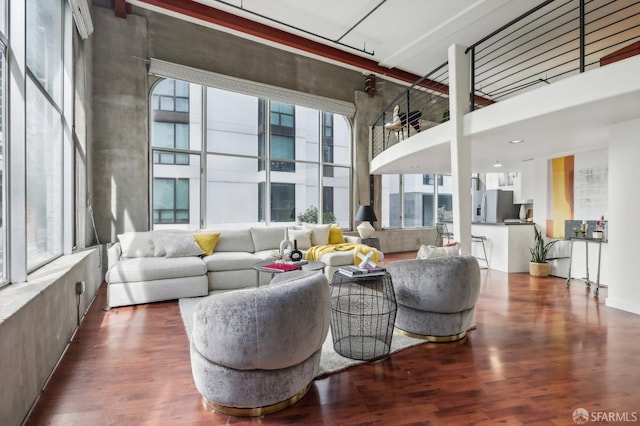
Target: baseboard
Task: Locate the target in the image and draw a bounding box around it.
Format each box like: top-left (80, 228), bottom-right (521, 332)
top-left (605, 297), bottom-right (640, 316)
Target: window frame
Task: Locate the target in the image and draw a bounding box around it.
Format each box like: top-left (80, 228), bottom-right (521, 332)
top-left (149, 78), bottom-right (353, 230)
top-left (3, 0), bottom-right (75, 284)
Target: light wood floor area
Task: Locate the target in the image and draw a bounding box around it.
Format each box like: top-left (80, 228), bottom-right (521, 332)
top-left (25, 252), bottom-right (640, 425)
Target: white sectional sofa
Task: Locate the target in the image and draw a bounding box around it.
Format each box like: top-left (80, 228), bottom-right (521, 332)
top-left (106, 225), bottom-right (383, 308)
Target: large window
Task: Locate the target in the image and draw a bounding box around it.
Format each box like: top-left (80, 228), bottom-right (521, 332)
top-left (382, 173), bottom-right (452, 229)
top-left (25, 0), bottom-right (66, 269)
top-left (150, 78), bottom-right (352, 229)
top-left (0, 0), bottom-right (74, 285)
top-left (153, 178), bottom-right (190, 224)
top-left (0, 42), bottom-right (5, 284)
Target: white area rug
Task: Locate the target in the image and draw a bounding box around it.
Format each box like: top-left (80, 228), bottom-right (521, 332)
top-left (178, 291), bottom-right (427, 378)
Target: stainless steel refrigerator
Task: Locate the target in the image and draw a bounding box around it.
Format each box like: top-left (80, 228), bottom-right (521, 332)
top-left (472, 189), bottom-right (519, 223)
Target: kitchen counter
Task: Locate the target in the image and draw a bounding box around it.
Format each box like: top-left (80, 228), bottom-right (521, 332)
top-left (471, 221), bottom-right (535, 226)
top-left (471, 223), bottom-right (534, 272)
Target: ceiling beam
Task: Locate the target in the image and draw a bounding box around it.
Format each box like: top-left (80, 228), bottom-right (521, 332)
top-left (129, 0), bottom-right (493, 106)
top-left (133, 0), bottom-right (425, 86)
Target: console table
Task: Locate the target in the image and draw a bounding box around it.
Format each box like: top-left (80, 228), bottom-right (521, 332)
top-left (565, 237), bottom-right (607, 296)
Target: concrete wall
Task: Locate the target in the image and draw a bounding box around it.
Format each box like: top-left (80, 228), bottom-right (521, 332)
top-left (74, 17), bottom-right (96, 248)
top-left (90, 4), bottom-right (421, 249)
top-left (0, 248), bottom-right (103, 426)
top-left (92, 6), bottom-right (149, 243)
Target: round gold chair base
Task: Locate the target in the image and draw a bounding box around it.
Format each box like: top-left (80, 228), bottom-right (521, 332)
top-left (394, 327), bottom-right (467, 342)
top-left (202, 383), bottom-right (311, 417)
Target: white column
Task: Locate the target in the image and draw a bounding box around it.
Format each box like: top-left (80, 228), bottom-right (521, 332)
top-left (448, 44), bottom-right (472, 255)
top-left (606, 118), bottom-right (640, 315)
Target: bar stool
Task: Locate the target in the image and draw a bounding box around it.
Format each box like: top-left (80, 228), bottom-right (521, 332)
top-left (471, 235), bottom-right (489, 269)
top-left (435, 222), bottom-right (454, 246)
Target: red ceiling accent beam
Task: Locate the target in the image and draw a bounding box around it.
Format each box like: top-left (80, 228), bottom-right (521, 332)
top-left (114, 0), bottom-right (129, 18)
top-left (135, 0), bottom-right (424, 86)
top-left (133, 0), bottom-right (494, 106)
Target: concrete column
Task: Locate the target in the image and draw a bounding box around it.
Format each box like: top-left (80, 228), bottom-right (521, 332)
top-left (448, 44), bottom-right (472, 254)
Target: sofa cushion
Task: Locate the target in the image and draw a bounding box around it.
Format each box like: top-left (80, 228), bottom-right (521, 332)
top-left (328, 226), bottom-right (346, 244)
top-left (159, 234), bottom-right (205, 258)
top-left (207, 229), bottom-right (255, 252)
top-left (152, 229), bottom-right (196, 256)
top-left (118, 231), bottom-right (155, 258)
top-left (202, 251), bottom-right (262, 272)
top-left (303, 223), bottom-right (331, 246)
top-left (253, 250), bottom-right (278, 261)
top-left (288, 229), bottom-right (312, 250)
top-left (318, 250), bottom-right (357, 267)
top-left (106, 256), bottom-right (207, 284)
top-left (250, 227), bottom-right (286, 252)
top-left (194, 232), bottom-right (221, 256)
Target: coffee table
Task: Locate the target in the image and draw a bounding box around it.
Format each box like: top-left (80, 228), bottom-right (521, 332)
top-left (252, 260), bottom-right (326, 287)
top-left (329, 271), bottom-right (397, 361)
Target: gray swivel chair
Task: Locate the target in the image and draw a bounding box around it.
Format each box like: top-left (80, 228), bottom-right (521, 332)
top-left (386, 255), bottom-right (481, 342)
top-left (190, 271), bottom-right (330, 416)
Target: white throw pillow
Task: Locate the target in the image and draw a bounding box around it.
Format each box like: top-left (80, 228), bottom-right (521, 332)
top-left (289, 229), bottom-right (312, 250)
top-left (302, 223), bottom-right (331, 246)
top-left (444, 243), bottom-right (461, 256)
top-left (118, 232), bottom-right (155, 258)
top-left (158, 234), bottom-right (204, 258)
top-left (151, 229), bottom-right (195, 256)
top-left (416, 243), bottom-right (460, 259)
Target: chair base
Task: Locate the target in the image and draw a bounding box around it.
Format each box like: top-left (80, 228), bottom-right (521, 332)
top-left (394, 327), bottom-right (467, 342)
top-left (202, 383), bottom-right (311, 417)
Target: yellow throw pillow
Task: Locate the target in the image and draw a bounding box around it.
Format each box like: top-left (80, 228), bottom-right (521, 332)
top-left (328, 226), bottom-right (346, 244)
top-left (194, 232), bottom-right (221, 256)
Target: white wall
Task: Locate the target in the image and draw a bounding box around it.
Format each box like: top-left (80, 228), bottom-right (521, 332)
top-left (606, 118), bottom-right (640, 314)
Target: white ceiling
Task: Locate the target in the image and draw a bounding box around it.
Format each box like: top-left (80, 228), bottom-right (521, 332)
top-left (132, 0), bottom-right (640, 173)
top-left (194, 0), bottom-right (543, 77)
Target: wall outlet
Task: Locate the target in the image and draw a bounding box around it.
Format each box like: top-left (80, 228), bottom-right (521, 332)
top-left (75, 281), bottom-right (85, 295)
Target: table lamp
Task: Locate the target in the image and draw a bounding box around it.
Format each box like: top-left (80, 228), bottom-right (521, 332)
top-left (355, 205), bottom-right (377, 238)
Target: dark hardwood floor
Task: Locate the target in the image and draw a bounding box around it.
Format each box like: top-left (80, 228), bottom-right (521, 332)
top-left (25, 252), bottom-right (640, 425)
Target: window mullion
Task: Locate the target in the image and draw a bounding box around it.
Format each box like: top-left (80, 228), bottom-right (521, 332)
top-left (318, 110), bottom-right (323, 223)
top-left (200, 84), bottom-right (206, 229)
top-left (8, 0), bottom-right (28, 283)
top-left (265, 99), bottom-right (271, 225)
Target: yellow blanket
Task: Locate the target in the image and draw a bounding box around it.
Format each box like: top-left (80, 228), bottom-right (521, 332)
top-left (305, 243), bottom-right (379, 265)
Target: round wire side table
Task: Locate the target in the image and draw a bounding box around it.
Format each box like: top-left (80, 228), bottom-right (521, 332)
top-left (329, 272), bottom-right (397, 361)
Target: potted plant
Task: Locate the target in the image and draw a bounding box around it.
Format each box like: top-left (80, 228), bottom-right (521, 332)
top-left (529, 225), bottom-right (558, 277)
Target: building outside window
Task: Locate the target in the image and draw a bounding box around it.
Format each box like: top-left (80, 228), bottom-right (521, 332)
top-left (0, 42), bottom-right (5, 284)
top-left (153, 178), bottom-right (190, 224)
top-left (150, 79), bottom-right (352, 229)
top-left (382, 174), bottom-right (452, 228)
top-left (25, 0), bottom-right (66, 269)
top-left (268, 101), bottom-right (295, 172)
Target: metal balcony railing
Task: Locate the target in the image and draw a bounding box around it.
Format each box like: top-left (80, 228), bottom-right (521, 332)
top-left (468, 0), bottom-right (640, 109)
top-left (371, 0), bottom-right (640, 158)
top-left (371, 62), bottom-right (449, 158)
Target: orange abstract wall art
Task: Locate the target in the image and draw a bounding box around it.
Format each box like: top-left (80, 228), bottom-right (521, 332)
top-left (547, 155), bottom-right (574, 238)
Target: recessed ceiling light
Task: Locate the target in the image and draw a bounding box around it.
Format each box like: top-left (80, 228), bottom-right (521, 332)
top-left (410, 165), bottom-right (419, 168)
top-left (493, 161), bottom-right (502, 168)
top-left (509, 139), bottom-right (524, 144)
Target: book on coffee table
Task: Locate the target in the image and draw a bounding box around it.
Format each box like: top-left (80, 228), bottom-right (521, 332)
top-left (337, 265), bottom-right (386, 277)
top-left (261, 263), bottom-right (301, 272)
